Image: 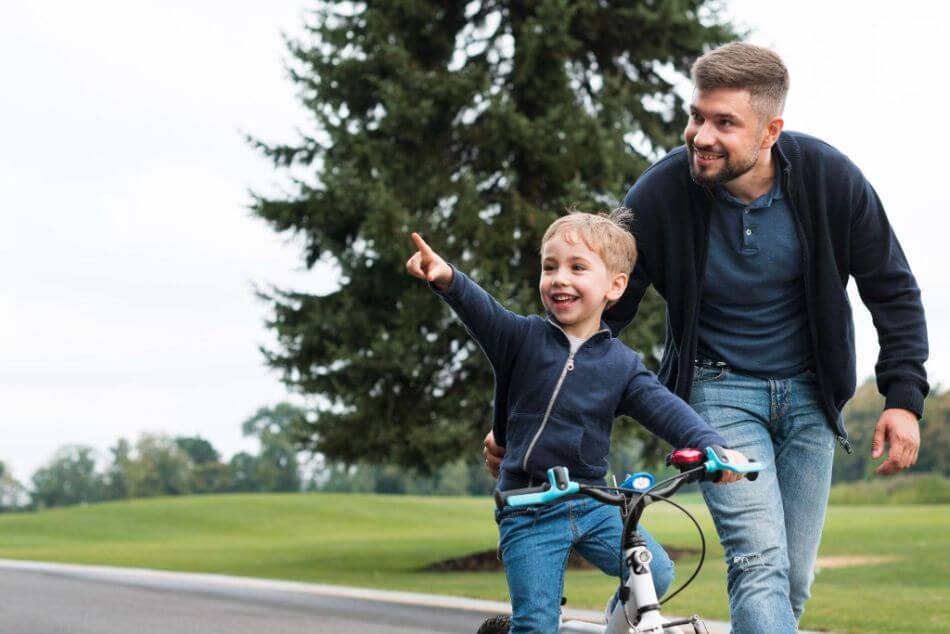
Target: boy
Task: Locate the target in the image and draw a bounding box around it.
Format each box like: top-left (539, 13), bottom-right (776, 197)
top-left (406, 209), bottom-right (748, 633)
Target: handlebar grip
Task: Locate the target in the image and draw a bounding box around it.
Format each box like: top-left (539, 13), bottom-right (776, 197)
top-left (494, 483), bottom-right (550, 510)
top-left (703, 446), bottom-right (764, 481)
top-left (495, 467), bottom-right (581, 509)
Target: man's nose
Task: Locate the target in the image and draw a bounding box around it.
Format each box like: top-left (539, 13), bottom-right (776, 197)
top-left (692, 122), bottom-right (714, 148)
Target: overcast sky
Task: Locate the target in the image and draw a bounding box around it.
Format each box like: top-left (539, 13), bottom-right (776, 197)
top-left (1, 1), bottom-right (946, 480)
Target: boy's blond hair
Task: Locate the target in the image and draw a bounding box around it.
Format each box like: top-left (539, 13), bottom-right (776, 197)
top-left (541, 208), bottom-right (637, 274)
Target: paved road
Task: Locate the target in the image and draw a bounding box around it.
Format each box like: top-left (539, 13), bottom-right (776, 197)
top-left (0, 566), bottom-right (494, 633)
top-left (0, 559), bottom-right (830, 634)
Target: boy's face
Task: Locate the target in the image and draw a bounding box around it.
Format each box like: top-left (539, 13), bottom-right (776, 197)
top-left (539, 233), bottom-right (628, 338)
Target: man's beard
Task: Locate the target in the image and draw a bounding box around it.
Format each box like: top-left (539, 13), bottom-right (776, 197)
top-left (687, 145), bottom-right (758, 187)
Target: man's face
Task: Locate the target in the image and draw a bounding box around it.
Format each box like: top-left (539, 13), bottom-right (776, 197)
top-left (684, 88), bottom-right (768, 187)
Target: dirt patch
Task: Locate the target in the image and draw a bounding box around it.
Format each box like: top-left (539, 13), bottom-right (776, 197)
top-left (422, 546), bottom-right (700, 573)
top-left (814, 555), bottom-right (899, 570)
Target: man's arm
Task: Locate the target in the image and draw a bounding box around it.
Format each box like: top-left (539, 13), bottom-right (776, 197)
top-left (603, 188), bottom-right (652, 335)
top-left (603, 263), bottom-right (651, 337)
top-left (848, 176), bottom-right (929, 475)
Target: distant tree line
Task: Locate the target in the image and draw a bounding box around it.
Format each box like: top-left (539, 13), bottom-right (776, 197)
top-left (0, 403), bottom-right (501, 512)
top-left (18, 404), bottom-right (303, 511)
top-left (3, 382), bottom-right (947, 513)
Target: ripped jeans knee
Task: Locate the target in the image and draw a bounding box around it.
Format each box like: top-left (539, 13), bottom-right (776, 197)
top-left (726, 546), bottom-right (790, 587)
top-left (732, 551), bottom-right (765, 571)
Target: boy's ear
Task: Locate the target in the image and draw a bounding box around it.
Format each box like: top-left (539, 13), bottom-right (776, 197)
top-left (606, 271), bottom-right (628, 302)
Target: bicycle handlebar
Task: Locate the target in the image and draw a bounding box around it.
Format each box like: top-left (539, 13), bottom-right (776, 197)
top-left (702, 446), bottom-right (761, 481)
top-left (495, 446), bottom-right (762, 510)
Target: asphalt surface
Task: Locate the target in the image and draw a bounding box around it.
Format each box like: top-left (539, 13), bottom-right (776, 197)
top-left (0, 559), bottom-right (830, 634)
top-left (0, 566), bottom-right (495, 634)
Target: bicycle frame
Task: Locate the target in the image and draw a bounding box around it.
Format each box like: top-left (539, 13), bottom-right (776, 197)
top-left (558, 480), bottom-right (701, 633)
top-left (484, 446), bottom-right (761, 634)
top-left (558, 537), bottom-right (700, 633)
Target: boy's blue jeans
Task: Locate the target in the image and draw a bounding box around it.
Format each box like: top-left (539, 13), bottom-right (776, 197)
top-left (691, 364), bottom-right (836, 634)
top-left (496, 496), bottom-right (673, 633)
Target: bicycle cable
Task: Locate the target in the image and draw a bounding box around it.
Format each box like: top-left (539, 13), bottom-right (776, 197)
top-left (584, 464), bottom-right (708, 624)
top-left (649, 492), bottom-right (706, 606)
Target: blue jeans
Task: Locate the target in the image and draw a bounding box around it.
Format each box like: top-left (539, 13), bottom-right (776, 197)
top-left (690, 365), bottom-right (836, 634)
top-left (496, 496), bottom-right (673, 633)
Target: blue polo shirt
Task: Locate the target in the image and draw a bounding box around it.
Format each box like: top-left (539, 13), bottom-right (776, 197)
top-left (696, 172), bottom-right (813, 378)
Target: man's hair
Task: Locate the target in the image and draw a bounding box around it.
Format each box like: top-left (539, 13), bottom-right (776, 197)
top-left (541, 207), bottom-right (637, 274)
top-left (691, 42), bottom-right (789, 118)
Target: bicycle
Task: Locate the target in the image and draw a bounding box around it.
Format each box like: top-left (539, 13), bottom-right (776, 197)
top-left (477, 446), bottom-right (762, 634)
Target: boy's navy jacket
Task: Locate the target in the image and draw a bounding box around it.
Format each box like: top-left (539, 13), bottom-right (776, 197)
top-left (434, 269), bottom-right (728, 491)
top-left (607, 131), bottom-right (930, 442)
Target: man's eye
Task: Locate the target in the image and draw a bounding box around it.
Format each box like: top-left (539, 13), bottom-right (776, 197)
top-left (720, 120), bottom-right (732, 127)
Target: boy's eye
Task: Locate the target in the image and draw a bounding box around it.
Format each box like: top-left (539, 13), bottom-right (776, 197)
top-left (572, 264), bottom-right (586, 271)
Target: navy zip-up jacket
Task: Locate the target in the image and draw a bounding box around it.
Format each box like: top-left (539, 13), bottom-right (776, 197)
top-left (607, 131), bottom-right (930, 445)
top-left (434, 268), bottom-right (728, 491)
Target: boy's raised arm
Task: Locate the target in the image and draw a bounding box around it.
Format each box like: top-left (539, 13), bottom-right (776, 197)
top-left (406, 232), bottom-right (529, 370)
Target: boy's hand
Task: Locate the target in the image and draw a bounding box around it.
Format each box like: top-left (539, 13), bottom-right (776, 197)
top-left (406, 232), bottom-right (453, 290)
top-left (715, 448), bottom-right (751, 484)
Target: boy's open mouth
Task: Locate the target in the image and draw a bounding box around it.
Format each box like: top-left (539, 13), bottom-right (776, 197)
top-left (551, 293), bottom-right (578, 308)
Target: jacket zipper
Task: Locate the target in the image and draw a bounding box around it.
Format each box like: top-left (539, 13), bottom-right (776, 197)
top-left (521, 322), bottom-right (609, 474)
top-left (782, 164), bottom-right (853, 454)
top-left (686, 188), bottom-right (713, 397)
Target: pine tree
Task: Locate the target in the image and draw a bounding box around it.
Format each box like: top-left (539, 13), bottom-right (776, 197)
top-left (253, 1), bottom-right (736, 472)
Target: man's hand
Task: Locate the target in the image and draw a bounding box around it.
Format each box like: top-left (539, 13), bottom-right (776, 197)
top-left (483, 430), bottom-right (505, 479)
top-left (406, 232), bottom-right (453, 290)
top-left (715, 448), bottom-right (751, 484)
top-left (872, 408), bottom-right (920, 476)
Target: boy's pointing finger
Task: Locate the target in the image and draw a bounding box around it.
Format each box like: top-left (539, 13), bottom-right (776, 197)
top-left (411, 232), bottom-right (433, 256)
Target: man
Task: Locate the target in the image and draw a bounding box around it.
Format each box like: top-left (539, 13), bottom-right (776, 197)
top-left (484, 43), bottom-right (928, 632)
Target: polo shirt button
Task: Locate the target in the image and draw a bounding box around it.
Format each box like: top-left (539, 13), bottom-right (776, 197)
top-left (745, 229), bottom-right (752, 236)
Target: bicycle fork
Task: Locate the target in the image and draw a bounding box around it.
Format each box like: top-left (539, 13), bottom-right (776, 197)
top-left (603, 539), bottom-right (686, 634)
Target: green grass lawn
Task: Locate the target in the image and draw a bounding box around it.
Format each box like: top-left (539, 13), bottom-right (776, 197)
top-left (0, 493), bottom-right (946, 633)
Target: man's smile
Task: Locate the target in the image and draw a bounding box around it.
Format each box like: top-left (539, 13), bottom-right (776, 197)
top-left (693, 147), bottom-right (725, 164)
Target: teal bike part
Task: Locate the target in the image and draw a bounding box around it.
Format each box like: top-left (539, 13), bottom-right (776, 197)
top-left (507, 468), bottom-right (580, 507)
top-left (703, 446), bottom-right (764, 475)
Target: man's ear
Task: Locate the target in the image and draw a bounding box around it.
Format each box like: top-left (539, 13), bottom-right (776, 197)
top-left (761, 116), bottom-right (784, 150)
top-left (607, 272), bottom-right (629, 302)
